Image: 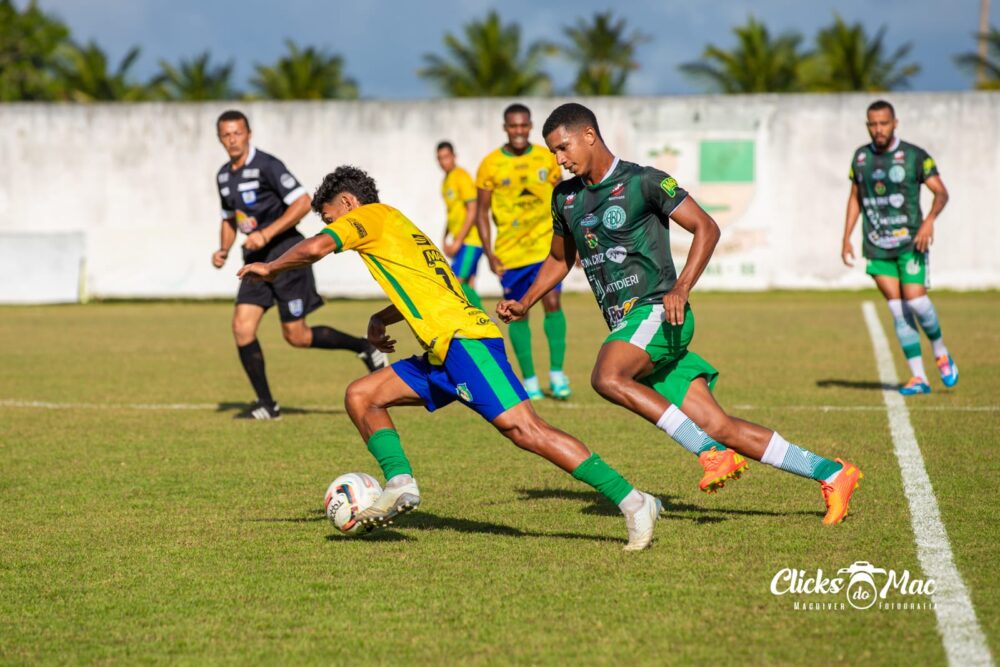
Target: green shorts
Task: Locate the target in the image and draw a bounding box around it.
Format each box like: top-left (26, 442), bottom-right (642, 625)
top-left (866, 250), bottom-right (928, 286)
top-left (604, 303), bottom-right (718, 407)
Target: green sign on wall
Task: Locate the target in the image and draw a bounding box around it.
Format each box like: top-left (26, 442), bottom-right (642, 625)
top-left (699, 140), bottom-right (755, 183)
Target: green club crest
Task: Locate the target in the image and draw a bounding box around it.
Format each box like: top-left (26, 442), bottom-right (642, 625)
top-left (602, 205), bottom-right (627, 230)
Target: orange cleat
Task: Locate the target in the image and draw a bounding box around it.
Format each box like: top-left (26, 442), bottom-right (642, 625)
top-left (820, 459), bottom-right (863, 525)
top-left (698, 447), bottom-right (749, 494)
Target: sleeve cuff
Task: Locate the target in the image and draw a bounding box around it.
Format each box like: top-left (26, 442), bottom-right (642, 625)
top-left (320, 227), bottom-right (344, 252)
top-left (283, 186), bottom-right (308, 205)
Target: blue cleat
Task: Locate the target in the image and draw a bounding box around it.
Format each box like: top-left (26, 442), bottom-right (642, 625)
top-left (936, 355), bottom-right (959, 388)
top-left (550, 378), bottom-right (572, 400)
top-left (899, 377), bottom-right (931, 396)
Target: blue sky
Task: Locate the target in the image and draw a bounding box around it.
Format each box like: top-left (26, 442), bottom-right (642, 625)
top-left (18, 0), bottom-right (995, 96)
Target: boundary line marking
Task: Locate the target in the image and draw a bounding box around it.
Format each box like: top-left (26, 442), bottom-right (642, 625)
top-left (862, 300), bottom-right (993, 666)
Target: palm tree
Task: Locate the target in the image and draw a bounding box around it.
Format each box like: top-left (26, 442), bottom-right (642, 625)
top-left (803, 15), bottom-right (920, 91)
top-left (152, 52), bottom-right (237, 100)
top-left (679, 16), bottom-right (808, 93)
top-left (419, 10), bottom-right (555, 96)
top-left (560, 11), bottom-right (650, 95)
top-left (0, 0), bottom-right (69, 101)
top-left (954, 27), bottom-right (1000, 90)
top-left (55, 41), bottom-right (151, 101)
top-left (250, 40), bottom-right (357, 99)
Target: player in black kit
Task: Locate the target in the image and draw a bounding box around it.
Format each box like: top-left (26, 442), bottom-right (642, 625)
top-left (213, 110), bottom-right (386, 420)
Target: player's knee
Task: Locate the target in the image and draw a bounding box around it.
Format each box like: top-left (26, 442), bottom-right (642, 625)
top-left (343, 380), bottom-right (372, 417)
top-left (590, 371), bottom-right (626, 403)
top-left (232, 319), bottom-right (256, 345)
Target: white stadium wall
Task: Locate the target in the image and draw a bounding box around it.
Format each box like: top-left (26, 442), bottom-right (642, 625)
top-left (0, 93), bottom-right (997, 302)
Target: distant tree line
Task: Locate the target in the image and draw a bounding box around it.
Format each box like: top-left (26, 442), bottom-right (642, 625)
top-left (1, 1), bottom-right (996, 102)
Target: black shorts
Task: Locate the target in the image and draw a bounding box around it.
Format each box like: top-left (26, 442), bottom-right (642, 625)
top-left (236, 234), bottom-right (323, 322)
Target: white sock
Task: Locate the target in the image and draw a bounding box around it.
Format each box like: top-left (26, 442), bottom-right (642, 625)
top-left (907, 356), bottom-right (928, 381)
top-left (931, 340), bottom-right (949, 359)
top-left (550, 369), bottom-right (568, 385)
top-left (386, 474), bottom-right (413, 489)
top-left (618, 488), bottom-right (645, 514)
top-left (523, 376), bottom-right (540, 393)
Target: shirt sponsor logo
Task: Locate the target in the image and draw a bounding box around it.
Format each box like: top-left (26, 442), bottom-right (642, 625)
top-left (564, 192), bottom-right (576, 210)
top-left (893, 150), bottom-right (906, 163)
top-left (218, 172), bottom-right (230, 183)
top-left (888, 193), bottom-right (904, 208)
top-left (923, 157), bottom-right (935, 175)
top-left (584, 229), bottom-right (599, 249)
top-left (288, 298), bottom-right (304, 318)
top-left (580, 252), bottom-right (605, 269)
top-left (242, 190), bottom-right (257, 205)
top-left (581, 213), bottom-right (599, 228)
top-left (235, 210), bottom-right (258, 233)
top-left (242, 168), bottom-right (260, 178)
top-left (609, 182), bottom-right (625, 200)
top-left (660, 177), bottom-right (678, 197)
top-left (889, 165), bottom-right (905, 183)
top-left (607, 297), bottom-right (639, 330)
top-left (602, 205), bottom-right (627, 230)
top-left (220, 186), bottom-right (230, 196)
top-left (538, 168), bottom-right (549, 182)
top-left (349, 219), bottom-right (368, 239)
top-left (606, 246), bottom-right (627, 263)
top-left (280, 173), bottom-right (296, 189)
top-left (872, 169), bottom-right (886, 180)
top-left (604, 274), bottom-right (639, 293)
top-left (856, 152), bottom-right (866, 163)
top-left (423, 248), bottom-right (446, 267)
top-left (238, 180), bottom-right (260, 191)
top-left (501, 178), bottom-right (511, 187)
top-left (874, 181), bottom-right (886, 195)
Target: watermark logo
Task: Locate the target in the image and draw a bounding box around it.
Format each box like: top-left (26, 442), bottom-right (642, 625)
top-left (770, 561), bottom-right (936, 611)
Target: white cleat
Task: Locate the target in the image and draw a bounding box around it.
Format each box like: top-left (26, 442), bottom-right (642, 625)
top-left (355, 479), bottom-right (420, 529)
top-left (623, 492), bottom-right (662, 552)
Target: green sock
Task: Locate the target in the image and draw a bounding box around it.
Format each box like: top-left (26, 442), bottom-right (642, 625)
top-left (460, 282), bottom-right (483, 310)
top-left (571, 453), bottom-right (634, 505)
top-left (366, 428), bottom-right (413, 480)
top-left (508, 319), bottom-right (535, 378)
top-left (543, 309), bottom-right (567, 372)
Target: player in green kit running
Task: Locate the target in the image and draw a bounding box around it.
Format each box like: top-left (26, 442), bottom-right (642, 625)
top-left (498, 103), bottom-right (862, 524)
top-left (841, 99), bottom-right (956, 396)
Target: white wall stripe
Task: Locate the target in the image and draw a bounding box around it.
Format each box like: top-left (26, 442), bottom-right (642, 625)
top-left (862, 300), bottom-right (993, 667)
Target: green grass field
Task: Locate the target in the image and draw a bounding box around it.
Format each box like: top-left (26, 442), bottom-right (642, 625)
top-left (1, 291), bottom-right (997, 665)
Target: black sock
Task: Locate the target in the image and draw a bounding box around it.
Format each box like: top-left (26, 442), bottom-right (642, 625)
top-left (310, 326), bottom-right (367, 353)
top-left (237, 339), bottom-right (274, 406)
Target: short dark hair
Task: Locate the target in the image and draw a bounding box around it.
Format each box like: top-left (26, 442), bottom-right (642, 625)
top-left (542, 103), bottom-right (602, 140)
top-left (312, 166), bottom-right (380, 213)
top-left (436, 141), bottom-right (454, 153)
top-left (867, 99), bottom-right (895, 117)
top-left (217, 109), bottom-right (250, 131)
top-left (503, 103), bottom-right (531, 122)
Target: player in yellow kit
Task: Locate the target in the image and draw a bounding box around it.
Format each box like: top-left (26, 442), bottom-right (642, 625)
top-left (476, 104), bottom-right (570, 401)
top-left (237, 165), bottom-right (663, 551)
top-left (436, 141), bottom-right (484, 309)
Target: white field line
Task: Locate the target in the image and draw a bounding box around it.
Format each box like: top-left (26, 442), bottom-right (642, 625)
top-left (0, 398), bottom-right (996, 414)
top-left (862, 300), bottom-right (993, 667)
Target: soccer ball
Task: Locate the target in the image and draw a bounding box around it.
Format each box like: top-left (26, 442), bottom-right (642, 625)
top-left (324, 473), bottom-right (382, 535)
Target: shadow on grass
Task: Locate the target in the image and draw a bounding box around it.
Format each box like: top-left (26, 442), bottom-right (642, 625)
top-left (816, 379), bottom-right (898, 391)
top-left (516, 487), bottom-right (819, 521)
top-left (249, 509), bottom-right (327, 523)
top-left (215, 401), bottom-right (344, 416)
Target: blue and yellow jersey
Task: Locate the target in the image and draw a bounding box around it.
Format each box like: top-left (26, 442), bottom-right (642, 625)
top-left (442, 166), bottom-right (481, 247)
top-left (475, 144), bottom-right (561, 268)
top-left (321, 203), bottom-right (501, 364)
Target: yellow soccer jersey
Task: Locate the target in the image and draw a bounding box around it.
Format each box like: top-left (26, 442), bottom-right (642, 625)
top-left (321, 203), bottom-right (501, 364)
top-left (476, 144), bottom-right (561, 268)
top-left (442, 166), bottom-right (481, 247)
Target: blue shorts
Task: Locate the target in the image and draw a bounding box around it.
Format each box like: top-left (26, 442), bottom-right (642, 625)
top-left (451, 245), bottom-right (484, 281)
top-left (392, 337), bottom-right (528, 422)
top-left (500, 262), bottom-right (562, 302)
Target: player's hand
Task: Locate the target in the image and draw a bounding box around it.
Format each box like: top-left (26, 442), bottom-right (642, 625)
top-left (211, 249), bottom-right (228, 269)
top-left (237, 262), bottom-right (274, 282)
top-left (488, 254), bottom-right (506, 277)
top-left (242, 230), bottom-right (267, 252)
top-left (841, 240), bottom-right (855, 267)
top-left (443, 238), bottom-right (461, 258)
top-left (662, 285), bottom-right (689, 326)
top-left (367, 315), bottom-right (397, 353)
top-left (496, 299), bottom-right (527, 323)
top-left (914, 220), bottom-right (934, 252)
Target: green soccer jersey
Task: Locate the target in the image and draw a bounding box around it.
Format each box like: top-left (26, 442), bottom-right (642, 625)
top-left (849, 139), bottom-right (939, 259)
top-left (552, 160), bottom-right (688, 329)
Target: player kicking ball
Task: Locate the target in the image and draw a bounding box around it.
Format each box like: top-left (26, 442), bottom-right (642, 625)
top-left (238, 166), bottom-right (662, 551)
top-left (497, 104), bottom-right (862, 524)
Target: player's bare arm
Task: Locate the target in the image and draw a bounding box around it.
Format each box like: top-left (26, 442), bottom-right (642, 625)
top-left (237, 232), bottom-right (337, 281)
top-left (497, 234), bottom-right (576, 322)
top-left (841, 182), bottom-right (861, 266)
top-left (242, 193), bottom-right (311, 252)
top-left (213, 217), bottom-right (237, 268)
top-left (914, 175), bottom-right (949, 253)
top-left (663, 197), bottom-right (721, 326)
top-left (367, 304), bottom-right (403, 353)
top-left (475, 187), bottom-right (504, 275)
